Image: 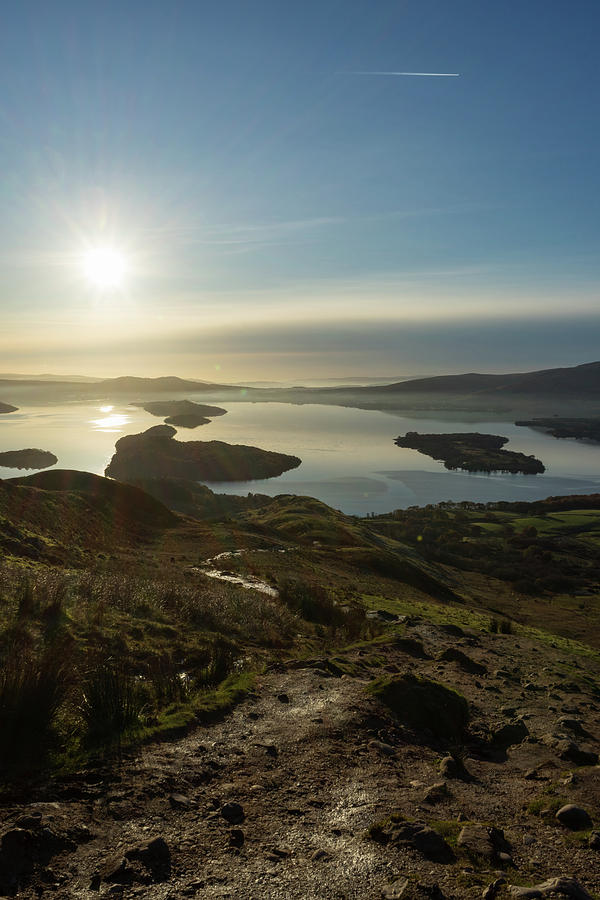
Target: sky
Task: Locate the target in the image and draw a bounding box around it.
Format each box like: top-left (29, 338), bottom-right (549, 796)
top-left (1, 0), bottom-right (599, 380)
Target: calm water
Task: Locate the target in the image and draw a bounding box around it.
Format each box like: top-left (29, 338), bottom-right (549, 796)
top-left (1, 399), bottom-right (599, 515)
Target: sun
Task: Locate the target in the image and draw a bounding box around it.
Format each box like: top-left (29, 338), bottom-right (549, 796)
top-left (82, 247), bottom-right (128, 289)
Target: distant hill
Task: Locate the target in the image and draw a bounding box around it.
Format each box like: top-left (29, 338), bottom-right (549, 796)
top-left (0, 373), bottom-right (101, 382)
top-left (356, 361), bottom-right (600, 396)
top-left (0, 401), bottom-right (18, 413)
top-left (93, 376), bottom-right (245, 394)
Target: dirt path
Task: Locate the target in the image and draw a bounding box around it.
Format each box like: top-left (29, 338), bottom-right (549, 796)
top-left (3, 624), bottom-right (600, 899)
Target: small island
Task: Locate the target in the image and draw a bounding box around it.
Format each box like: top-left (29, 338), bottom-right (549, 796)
top-left (133, 399), bottom-right (227, 429)
top-left (105, 424), bottom-right (301, 482)
top-left (395, 431), bottom-right (545, 474)
top-left (164, 413), bottom-right (211, 428)
top-left (0, 449), bottom-right (58, 470)
top-left (0, 402), bottom-right (18, 414)
top-left (516, 417), bottom-right (600, 443)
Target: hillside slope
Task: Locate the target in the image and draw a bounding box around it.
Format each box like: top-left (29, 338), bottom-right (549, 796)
top-left (1, 470), bottom-right (176, 562)
top-left (357, 360), bottom-right (600, 396)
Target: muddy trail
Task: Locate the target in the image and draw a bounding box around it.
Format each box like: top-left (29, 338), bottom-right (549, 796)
top-left (2, 620), bottom-right (600, 899)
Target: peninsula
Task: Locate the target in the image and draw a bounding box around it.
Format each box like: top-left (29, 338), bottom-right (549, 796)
top-left (105, 424), bottom-right (301, 482)
top-left (516, 417), bottom-right (600, 443)
top-left (395, 431), bottom-right (545, 474)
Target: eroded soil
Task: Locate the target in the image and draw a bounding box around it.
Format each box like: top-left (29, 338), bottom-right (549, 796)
top-left (2, 620), bottom-right (600, 899)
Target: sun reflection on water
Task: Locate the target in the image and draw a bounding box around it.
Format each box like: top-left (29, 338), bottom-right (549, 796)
top-left (90, 412), bottom-right (131, 432)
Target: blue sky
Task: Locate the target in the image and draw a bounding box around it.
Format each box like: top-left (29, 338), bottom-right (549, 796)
top-left (1, 0), bottom-right (599, 378)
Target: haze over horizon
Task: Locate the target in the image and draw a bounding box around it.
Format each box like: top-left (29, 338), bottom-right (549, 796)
top-left (2, 0), bottom-right (599, 380)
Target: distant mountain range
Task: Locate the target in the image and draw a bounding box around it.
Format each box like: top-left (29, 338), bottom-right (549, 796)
top-left (0, 373), bottom-right (102, 382)
top-left (354, 361), bottom-right (600, 396)
top-left (93, 362), bottom-right (600, 396)
top-left (2, 362), bottom-right (600, 414)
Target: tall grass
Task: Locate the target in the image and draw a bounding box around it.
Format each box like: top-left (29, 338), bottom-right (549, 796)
top-left (0, 560), bottom-right (361, 770)
top-left (278, 576), bottom-right (368, 640)
top-left (0, 641), bottom-right (72, 767)
top-left (79, 662), bottom-right (147, 746)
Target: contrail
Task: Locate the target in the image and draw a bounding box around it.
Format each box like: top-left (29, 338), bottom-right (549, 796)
top-left (348, 71), bottom-right (460, 77)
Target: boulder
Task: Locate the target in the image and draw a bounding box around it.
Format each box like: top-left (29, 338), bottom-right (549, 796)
top-left (509, 877), bottom-right (592, 899)
top-left (555, 805), bottom-right (593, 831)
top-left (436, 647), bottom-right (486, 675)
top-left (492, 719), bottom-right (529, 747)
top-left (555, 740), bottom-right (598, 767)
top-left (423, 782), bottom-right (450, 803)
top-left (439, 755), bottom-right (472, 781)
top-left (221, 802), bottom-right (245, 825)
top-left (119, 836), bottom-right (172, 882)
top-left (457, 824), bottom-right (512, 862)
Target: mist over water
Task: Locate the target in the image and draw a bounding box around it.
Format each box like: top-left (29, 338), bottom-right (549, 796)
top-left (1, 400), bottom-right (599, 515)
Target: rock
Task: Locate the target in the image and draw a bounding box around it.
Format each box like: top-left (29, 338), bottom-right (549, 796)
top-left (369, 739), bottom-right (397, 757)
top-left (14, 813), bottom-right (43, 829)
top-left (423, 782), bottom-right (450, 803)
top-left (457, 824), bottom-right (512, 862)
top-left (491, 719), bottom-right (529, 747)
top-left (382, 878), bottom-right (446, 899)
top-left (382, 879), bottom-right (409, 899)
top-left (221, 802), bottom-right (245, 825)
top-left (589, 831), bottom-right (600, 850)
top-left (0, 828), bottom-right (35, 892)
top-left (277, 693), bottom-right (290, 703)
top-left (555, 740), bottom-right (598, 767)
top-left (1, 828), bottom-right (34, 859)
top-left (393, 637), bottom-right (430, 658)
top-left (311, 849), bottom-right (331, 861)
top-left (558, 717), bottom-right (586, 735)
top-left (439, 755), bottom-right (472, 781)
top-left (169, 793), bottom-right (191, 809)
top-left (102, 856), bottom-right (134, 885)
top-left (119, 836), bottom-right (171, 884)
top-left (412, 826), bottom-right (451, 859)
top-left (228, 829), bottom-right (245, 848)
top-left (483, 878), bottom-right (506, 900)
top-left (436, 647), bottom-right (486, 674)
top-left (509, 877), bottom-right (593, 899)
top-left (370, 820), bottom-right (453, 862)
top-left (555, 804), bottom-right (593, 830)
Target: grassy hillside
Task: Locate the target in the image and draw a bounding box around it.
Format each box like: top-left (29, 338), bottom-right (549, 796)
top-left (2, 471), bottom-right (600, 787)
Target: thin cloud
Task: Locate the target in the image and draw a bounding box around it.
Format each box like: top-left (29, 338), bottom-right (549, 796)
top-left (346, 71), bottom-right (460, 77)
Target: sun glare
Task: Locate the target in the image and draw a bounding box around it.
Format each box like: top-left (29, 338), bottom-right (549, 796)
top-left (82, 247), bottom-right (127, 289)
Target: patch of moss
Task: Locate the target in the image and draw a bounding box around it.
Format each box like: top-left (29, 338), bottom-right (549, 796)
top-left (526, 786), bottom-right (568, 818)
top-left (194, 671), bottom-right (256, 723)
top-left (430, 819), bottom-right (462, 847)
top-left (366, 812), bottom-right (406, 841)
